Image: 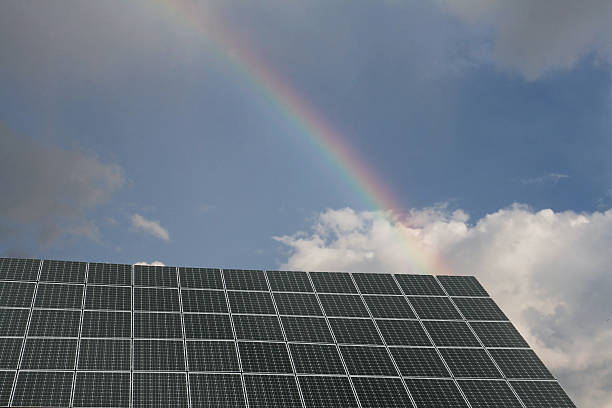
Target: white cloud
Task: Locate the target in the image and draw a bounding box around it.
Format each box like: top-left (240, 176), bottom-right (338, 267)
top-left (130, 214), bottom-right (170, 241)
top-left (520, 173), bottom-right (569, 185)
top-left (133, 261), bottom-right (165, 266)
top-left (438, 0), bottom-right (612, 79)
top-left (276, 205), bottom-right (612, 407)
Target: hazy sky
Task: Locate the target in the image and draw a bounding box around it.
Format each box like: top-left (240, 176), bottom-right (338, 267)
top-left (1, 1), bottom-right (612, 405)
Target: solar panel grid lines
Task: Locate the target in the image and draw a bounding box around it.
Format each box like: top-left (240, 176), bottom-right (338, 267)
top-left (176, 267), bottom-right (192, 408)
top-left (390, 273), bottom-right (473, 408)
top-left (219, 269), bottom-right (250, 408)
top-left (130, 264), bottom-right (134, 408)
top-left (7, 258), bottom-right (42, 407)
top-left (433, 275), bottom-right (528, 408)
top-left (348, 272), bottom-right (418, 408)
top-left (305, 271), bottom-right (364, 408)
top-left (69, 262), bottom-right (88, 408)
top-left (264, 270), bottom-right (307, 408)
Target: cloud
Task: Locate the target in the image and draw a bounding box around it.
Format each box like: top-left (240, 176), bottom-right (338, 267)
top-left (438, 0), bottom-right (612, 79)
top-left (276, 205), bottom-right (612, 407)
top-left (0, 125), bottom-right (124, 246)
top-left (519, 173), bottom-right (569, 185)
top-left (130, 214), bottom-right (170, 241)
top-left (133, 261), bottom-right (166, 266)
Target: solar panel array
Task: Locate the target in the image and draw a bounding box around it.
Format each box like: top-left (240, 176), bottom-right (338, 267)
top-left (0, 257), bottom-right (576, 407)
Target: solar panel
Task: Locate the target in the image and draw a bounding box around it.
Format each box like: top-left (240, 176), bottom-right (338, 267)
top-left (88, 262), bottom-right (132, 286)
top-left (267, 270), bottom-right (313, 292)
top-left (74, 372), bottom-right (131, 407)
top-left (186, 341), bottom-right (239, 372)
top-left (299, 376), bottom-right (359, 408)
top-left (244, 374), bottom-right (302, 408)
top-left (289, 343), bottom-right (345, 374)
top-left (458, 379), bottom-right (523, 407)
top-left (34, 282), bottom-right (84, 309)
top-left (0, 258), bottom-right (576, 407)
top-left (181, 289), bottom-right (228, 313)
top-left (190, 373), bottom-right (246, 407)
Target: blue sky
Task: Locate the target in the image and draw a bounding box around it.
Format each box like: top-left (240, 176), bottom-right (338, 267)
top-left (1, 2), bottom-right (612, 404)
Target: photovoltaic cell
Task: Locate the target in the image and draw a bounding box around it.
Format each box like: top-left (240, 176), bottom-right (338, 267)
top-left (133, 372), bottom-right (188, 408)
top-left (376, 319), bottom-right (431, 346)
top-left (28, 309), bottom-right (81, 337)
top-left (21, 337), bottom-right (78, 369)
top-left (405, 378), bottom-right (469, 407)
top-left (390, 347), bottom-right (450, 377)
top-left (78, 339), bottom-right (131, 370)
top-left (134, 287), bottom-right (180, 311)
top-left (74, 372), bottom-right (130, 407)
top-left (35, 282), bottom-right (84, 309)
top-left (13, 371), bottom-right (74, 407)
top-left (84, 285), bottom-right (132, 311)
top-left (490, 349), bottom-right (554, 379)
top-left (299, 376), bottom-right (359, 408)
top-left (0, 257), bottom-right (39, 281)
top-left (239, 341), bottom-right (293, 373)
top-left (289, 343), bottom-right (345, 374)
top-left (135, 312), bottom-right (183, 339)
top-left (0, 281), bottom-right (35, 307)
top-left (511, 380), bottom-right (576, 408)
top-left (244, 374), bottom-right (302, 408)
top-left (134, 265), bottom-right (178, 287)
top-left (458, 379), bottom-right (523, 408)
top-left (408, 296), bottom-right (462, 320)
top-left (228, 291), bottom-right (276, 314)
top-left (0, 371), bottom-right (14, 406)
top-left (223, 269), bottom-right (268, 291)
top-left (353, 272), bottom-right (401, 294)
top-left (281, 316), bottom-right (334, 343)
top-left (340, 345), bottom-right (397, 375)
top-left (87, 262), bottom-right (132, 286)
top-left (0, 307), bottom-right (29, 336)
top-left (82, 311), bottom-right (131, 338)
top-left (267, 270), bottom-right (313, 292)
top-left (395, 274), bottom-right (445, 296)
top-left (440, 348), bottom-right (501, 379)
top-left (329, 317), bottom-right (383, 345)
top-left (363, 295), bottom-right (415, 318)
top-left (423, 320), bottom-right (481, 347)
top-left (179, 267), bottom-right (223, 289)
top-left (310, 271), bottom-right (357, 293)
top-left (351, 377), bottom-right (414, 408)
top-left (40, 259), bottom-right (87, 283)
top-left (134, 339), bottom-right (185, 371)
top-left (190, 374), bottom-right (246, 408)
top-left (453, 297), bottom-right (508, 321)
top-left (181, 289), bottom-right (228, 313)
top-left (0, 337), bottom-right (22, 369)
top-left (233, 314), bottom-right (284, 341)
top-left (183, 313), bottom-right (233, 339)
top-left (187, 341), bottom-right (239, 372)
top-left (273, 292), bottom-right (323, 316)
top-left (318, 294), bottom-right (369, 317)
top-left (470, 321), bottom-right (529, 348)
top-left (437, 275), bottom-right (489, 297)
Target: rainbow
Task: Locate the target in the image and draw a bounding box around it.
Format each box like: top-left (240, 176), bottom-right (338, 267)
top-left (153, 0), bottom-right (450, 275)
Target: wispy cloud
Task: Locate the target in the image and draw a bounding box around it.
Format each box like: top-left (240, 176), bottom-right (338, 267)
top-left (519, 173), bottom-right (569, 185)
top-left (133, 261), bottom-right (165, 266)
top-left (130, 214), bottom-right (170, 241)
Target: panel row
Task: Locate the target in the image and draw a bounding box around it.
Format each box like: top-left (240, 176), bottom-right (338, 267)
top-left (0, 258), bottom-right (489, 296)
top-left (0, 282), bottom-right (507, 319)
top-left (0, 337), bottom-right (551, 379)
top-left (1, 371), bottom-right (575, 408)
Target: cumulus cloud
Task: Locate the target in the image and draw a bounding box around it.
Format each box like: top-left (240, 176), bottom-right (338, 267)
top-left (276, 205), bottom-right (612, 407)
top-left (0, 125), bottom-right (124, 245)
top-left (133, 261), bottom-right (166, 266)
top-left (438, 0), bottom-right (612, 79)
top-left (130, 214), bottom-right (170, 241)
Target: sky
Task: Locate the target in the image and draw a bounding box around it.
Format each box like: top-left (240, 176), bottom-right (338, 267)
top-left (1, 0), bottom-right (612, 405)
